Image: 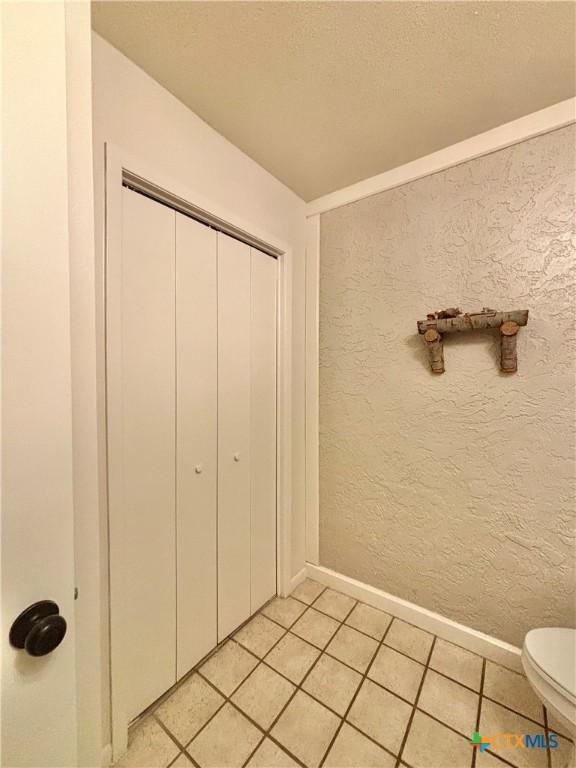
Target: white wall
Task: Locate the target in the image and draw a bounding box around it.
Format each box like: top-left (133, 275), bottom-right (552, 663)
top-left (318, 125), bottom-right (576, 648)
top-left (91, 33), bottom-right (307, 746)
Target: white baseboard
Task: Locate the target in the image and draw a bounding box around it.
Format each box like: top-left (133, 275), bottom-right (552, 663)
top-left (101, 743), bottom-right (112, 767)
top-left (305, 564), bottom-right (523, 673)
top-left (287, 566), bottom-right (308, 595)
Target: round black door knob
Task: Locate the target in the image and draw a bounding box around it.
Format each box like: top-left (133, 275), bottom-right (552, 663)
top-left (9, 600), bottom-right (67, 656)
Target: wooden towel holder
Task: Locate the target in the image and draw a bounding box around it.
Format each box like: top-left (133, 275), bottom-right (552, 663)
top-left (417, 308), bottom-right (529, 374)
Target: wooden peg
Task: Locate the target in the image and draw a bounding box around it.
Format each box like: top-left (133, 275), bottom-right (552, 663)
top-left (500, 321), bottom-right (519, 373)
top-left (424, 328), bottom-right (444, 374)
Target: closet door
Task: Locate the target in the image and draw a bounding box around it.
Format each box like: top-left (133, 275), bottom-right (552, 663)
top-left (250, 249), bottom-right (277, 610)
top-left (176, 214), bottom-right (218, 677)
top-left (217, 233), bottom-right (251, 640)
top-left (109, 188), bottom-right (176, 722)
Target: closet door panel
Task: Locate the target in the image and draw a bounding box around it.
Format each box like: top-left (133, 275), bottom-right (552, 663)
top-left (113, 187), bottom-right (176, 721)
top-left (176, 214), bottom-right (218, 678)
top-left (218, 233), bottom-right (251, 640)
top-left (250, 249), bottom-right (277, 611)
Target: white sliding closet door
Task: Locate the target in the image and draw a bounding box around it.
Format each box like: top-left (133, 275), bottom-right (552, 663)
top-left (109, 188), bottom-right (176, 722)
top-left (176, 214), bottom-right (218, 678)
top-left (250, 249), bottom-right (277, 610)
top-left (217, 233), bottom-right (251, 640)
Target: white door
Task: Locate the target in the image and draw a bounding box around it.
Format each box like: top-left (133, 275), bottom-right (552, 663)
top-left (217, 233), bottom-right (252, 640)
top-left (176, 214), bottom-right (218, 678)
top-left (250, 249), bottom-right (278, 610)
top-left (108, 188), bottom-right (177, 724)
top-left (2, 3), bottom-right (94, 765)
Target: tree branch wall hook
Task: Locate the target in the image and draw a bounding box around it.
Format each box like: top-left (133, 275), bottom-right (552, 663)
top-left (417, 308), bottom-right (529, 374)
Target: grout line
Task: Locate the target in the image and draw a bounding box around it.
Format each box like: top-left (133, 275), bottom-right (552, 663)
top-left (166, 752), bottom-right (183, 768)
top-left (149, 606), bottom-right (286, 758)
top-left (152, 715), bottom-right (202, 768)
top-left (411, 705), bottom-right (479, 743)
top-left (182, 748), bottom-right (205, 768)
top-left (241, 594), bottom-right (363, 767)
top-left (226, 698), bottom-right (306, 768)
top-left (424, 663), bottom-right (484, 696)
top-left (472, 658), bottom-right (486, 768)
top-left (480, 695), bottom-right (550, 731)
top-left (247, 623), bottom-right (479, 753)
top-left (544, 706), bottom-right (553, 768)
top-left (291, 590), bottom-right (524, 677)
top-left (241, 733), bottom-right (267, 768)
top-left (191, 638), bottom-right (313, 765)
top-left (318, 605), bottom-right (396, 767)
top-left (264, 601), bottom-right (358, 731)
top-left (185, 620), bottom-right (310, 767)
top-left (482, 748), bottom-right (520, 768)
top-left (133, 589), bottom-right (553, 768)
top-left (186, 621), bottom-right (515, 763)
top-left (394, 635), bottom-right (437, 768)
top-left (133, 597), bottom-right (279, 726)
top-left (235, 629), bottom-right (402, 733)
top-left (214, 601), bottom-right (501, 720)
top-left (153, 713), bottom-right (186, 751)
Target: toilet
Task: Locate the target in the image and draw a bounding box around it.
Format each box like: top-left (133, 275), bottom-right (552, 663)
top-left (522, 628), bottom-right (576, 766)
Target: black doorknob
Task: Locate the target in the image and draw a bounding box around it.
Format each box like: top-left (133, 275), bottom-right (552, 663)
top-left (9, 600), bottom-right (67, 657)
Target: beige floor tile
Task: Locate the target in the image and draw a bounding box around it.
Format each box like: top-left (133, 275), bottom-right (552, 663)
top-left (170, 754), bottom-right (194, 767)
top-left (115, 717), bottom-right (179, 768)
top-left (384, 619), bottom-right (433, 664)
top-left (199, 641), bottom-right (258, 696)
top-left (232, 663), bottom-right (295, 729)
top-left (271, 691), bottom-right (341, 768)
top-left (476, 750), bottom-right (516, 767)
top-left (368, 645), bottom-right (425, 703)
top-left (547, 707), bottom-right (574, 739)
top-left (429, 638), bottom-right (483, 691)
top-left (345, 603), bottom-right (392, 640)
top-left (324, 723), bottom-right (396, 767)
top-left (156, 674), bottom-right (224, 745)
top-left (314, 589), bottom-right (357, 621)
top-left (480, 699), bottom-right (548, 768)
top-left (484, 662), bottom-right (545, 723)
top-left (291, 579), bottom-right (325, 605)
top-left (266, 632), bottom-right (320, 684)
top-left (234, 614), bottom-right (285, 658)
top-left (187, 703), bottom-right (262, 768)
top-left (246, 738), bottom-right (299, 767)
top-left (402, 710), bottom-right (472, 768)
top-left (262, 597), bottom-right (307, 628)
top-left (551, 734), bottom-right (575, 768)
top-left (418, 669), bottom-right (478, 736)
top-left (291, 607), bottom-right (340, 649)
top-left (303, 653), bottom-right (362, 715)
top-left (347, 678), bottom-right (412, 755)
top-left (326, 625), bottom-right (379, 673)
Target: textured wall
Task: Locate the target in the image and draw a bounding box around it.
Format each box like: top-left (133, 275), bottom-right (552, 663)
top-left (319, 125), bottom-right (575, 647)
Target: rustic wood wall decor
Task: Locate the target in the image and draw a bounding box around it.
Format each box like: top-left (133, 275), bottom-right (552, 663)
top-left (417, 308), bottom-right (529, 374)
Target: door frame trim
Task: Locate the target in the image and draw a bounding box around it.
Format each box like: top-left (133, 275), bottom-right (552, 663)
top-left (101, 142), bottom-right (293, 758)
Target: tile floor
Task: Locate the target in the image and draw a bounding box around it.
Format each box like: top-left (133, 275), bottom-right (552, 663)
top-left (115, 581), bottom-right (574, 768)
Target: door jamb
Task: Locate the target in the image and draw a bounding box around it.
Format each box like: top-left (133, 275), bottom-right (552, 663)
top-left (101, 142), bottom-right (293, 758)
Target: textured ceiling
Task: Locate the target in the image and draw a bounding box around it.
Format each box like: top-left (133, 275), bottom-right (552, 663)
top-left (91, 1), bottom-right (575, 201)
